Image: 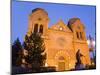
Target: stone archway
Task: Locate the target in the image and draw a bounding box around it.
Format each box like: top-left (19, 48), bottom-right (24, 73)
top-left (58, 56), bottom-right (65, 71)
top-left (55, 51), bottom-right (70, 71)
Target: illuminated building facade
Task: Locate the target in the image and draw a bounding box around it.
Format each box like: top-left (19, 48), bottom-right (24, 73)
top-left (26, 8), bottom-right (91, 71)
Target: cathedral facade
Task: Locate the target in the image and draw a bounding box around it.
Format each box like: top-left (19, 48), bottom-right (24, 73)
top-left (27, 8), bottom-right (91, 71)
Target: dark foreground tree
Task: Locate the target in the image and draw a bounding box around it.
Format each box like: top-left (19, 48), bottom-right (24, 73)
top-left (12, 38), bottom-right (22, 66)
top-left (23, 33), bottom-right (46, 72)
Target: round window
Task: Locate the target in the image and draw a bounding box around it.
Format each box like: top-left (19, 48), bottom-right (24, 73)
top-left (59, 27), bottom-right (63, 30)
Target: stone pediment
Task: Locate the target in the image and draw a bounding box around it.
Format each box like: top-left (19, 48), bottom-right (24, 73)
top-left (50, 19), bottom-right (72, 32)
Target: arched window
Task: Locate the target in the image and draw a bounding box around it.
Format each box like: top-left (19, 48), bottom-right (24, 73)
top-left (34, 24), bottom-right (38, 33)
top-left (59, 27), bottom-right (63, 31)
top-left (39, 25), bottom-right (43, 34)
top-left (80, 32), bottom-right (82, 39)
top-left (76, 32), bottom-right (79, 39)
top-left (80, 32), bottom-right (84, 40)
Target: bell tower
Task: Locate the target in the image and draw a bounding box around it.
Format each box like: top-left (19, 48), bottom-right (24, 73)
top-left (27, 8), bottom-right (49, 36)
top-left (68, 18), bottom-right (86, 41)
top-left (68, 18), bottom-right (91, 65)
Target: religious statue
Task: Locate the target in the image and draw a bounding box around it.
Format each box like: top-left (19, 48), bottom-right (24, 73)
top-left (76, 49), bottom-right (83, 64)
top-left (75, 49), bottom-right (85, 70)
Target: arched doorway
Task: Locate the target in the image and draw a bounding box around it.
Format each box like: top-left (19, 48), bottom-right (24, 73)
top-left (55, 51), bottom-right (70, 71)
top-left (58, 56), bottom-right (65, 71)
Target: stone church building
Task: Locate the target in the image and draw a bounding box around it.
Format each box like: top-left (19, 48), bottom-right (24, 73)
top-left (26, 8), bottom-right (91, 71)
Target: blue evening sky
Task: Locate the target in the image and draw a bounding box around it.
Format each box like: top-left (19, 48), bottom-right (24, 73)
top-left (11, 1), bottom-right (96, 43)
